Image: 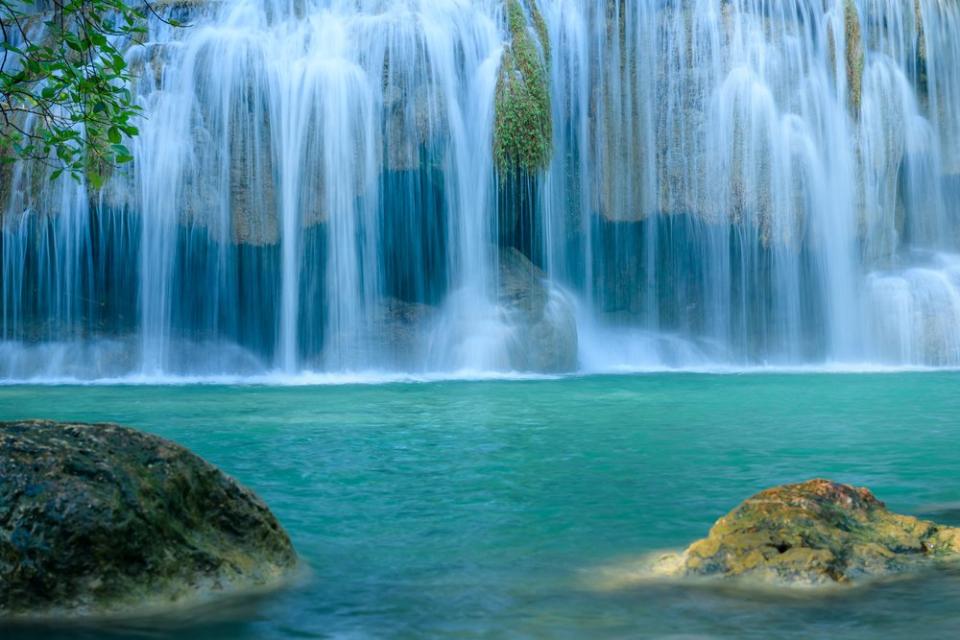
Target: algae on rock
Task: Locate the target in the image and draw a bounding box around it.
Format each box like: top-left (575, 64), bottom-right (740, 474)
top-left (493, 0), bottom-right (553, 173)
top-left (650, 479), bottom-right (960, 586)
top-left (0, 420), bottom-right (297, 618)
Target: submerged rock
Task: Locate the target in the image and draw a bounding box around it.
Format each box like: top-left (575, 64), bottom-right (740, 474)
top-left (0, 420), bottom-right (297, 618)
top-left (655, 479), bottom-right (960, 586)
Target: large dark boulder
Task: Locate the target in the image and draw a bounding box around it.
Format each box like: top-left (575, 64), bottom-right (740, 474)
top-left (0, 420), bottom-right (297, 618)
top-left (650, 479), bottom-right (960, 586)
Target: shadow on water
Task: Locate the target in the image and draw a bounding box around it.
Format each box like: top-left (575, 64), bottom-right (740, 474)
top-left (0, 577), bottom-right (313, 640)
top-left (7, 565), bottom-right (960, 639)
top-left (915, 503), bottom-right (960, 527)
top-left (576, 564), bottom-right (960, 639)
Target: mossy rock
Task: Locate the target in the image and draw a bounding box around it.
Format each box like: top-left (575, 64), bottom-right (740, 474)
top-left (656, 479), bottom-right (960, 586)
top-left (493, 0), bottom-right (552, 173)
top-left (845, 0), bottom-right (864, 117)
top-left (0, 420), bottom-right (297, 618)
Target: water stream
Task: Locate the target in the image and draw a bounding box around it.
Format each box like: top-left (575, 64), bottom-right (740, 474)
top-left (2, 0), bottom-right (959, 380)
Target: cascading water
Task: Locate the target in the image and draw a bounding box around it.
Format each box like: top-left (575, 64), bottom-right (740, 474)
top-left (1, 0), bottom-right (959, 380)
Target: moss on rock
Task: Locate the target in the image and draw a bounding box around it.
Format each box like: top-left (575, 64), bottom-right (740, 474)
top-left (0, 420), bottom-right (297, 618)
top-left (654, 479), bottom-right (960, 586)
top-left (493, 0), bottom-right (553, 173)
top-left (845, 0), bottom-right (864, 117)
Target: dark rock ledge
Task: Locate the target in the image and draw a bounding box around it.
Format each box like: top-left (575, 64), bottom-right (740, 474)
top-left (0, 420), bottom-right (297, 618)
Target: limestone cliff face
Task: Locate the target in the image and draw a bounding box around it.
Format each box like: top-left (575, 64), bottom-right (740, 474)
top-left (2, 1), bottom-right (947, 254)
top-left (592, 1), bottom-right (870, 240)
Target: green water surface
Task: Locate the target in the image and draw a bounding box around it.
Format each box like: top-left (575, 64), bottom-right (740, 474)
top-left (2, 373), bottom-right (959, 638)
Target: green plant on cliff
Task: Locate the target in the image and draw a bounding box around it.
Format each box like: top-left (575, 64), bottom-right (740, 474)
top-left (0, 1), bottom-right (175, 186)
top-left (494, 0), bottom-right (552, 173)
top-left (844, 0), bottom-right (864, 116)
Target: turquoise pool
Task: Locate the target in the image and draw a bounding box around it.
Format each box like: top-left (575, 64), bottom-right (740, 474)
top-left (2, 373), bottom-right (959, 638)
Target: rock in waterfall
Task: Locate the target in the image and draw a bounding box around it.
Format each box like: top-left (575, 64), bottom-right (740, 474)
top-left (498, 249), bottom-right (578, 373)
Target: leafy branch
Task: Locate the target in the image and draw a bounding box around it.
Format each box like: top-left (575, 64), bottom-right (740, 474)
top-left (0, 0), bottom-right (182, 186)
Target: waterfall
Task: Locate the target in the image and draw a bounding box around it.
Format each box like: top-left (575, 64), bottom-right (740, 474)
top-left (2, 0), bottom-right (959, 380)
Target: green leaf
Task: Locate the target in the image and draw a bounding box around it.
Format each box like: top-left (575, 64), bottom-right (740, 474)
top-left (0, 0), bottom-right (180, 176)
